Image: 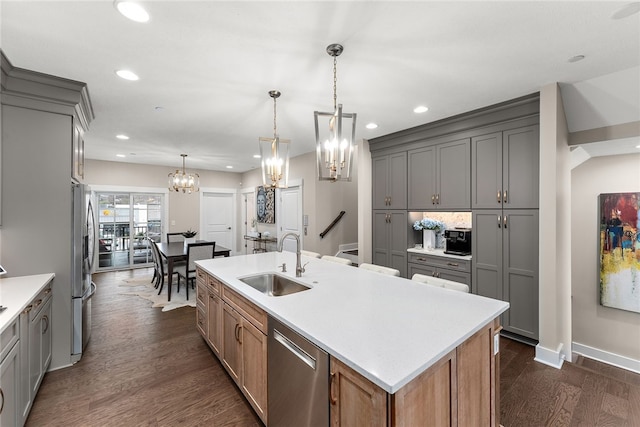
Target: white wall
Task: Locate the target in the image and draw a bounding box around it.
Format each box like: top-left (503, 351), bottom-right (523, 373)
top-left (571, 154), bottom-right (640, 366)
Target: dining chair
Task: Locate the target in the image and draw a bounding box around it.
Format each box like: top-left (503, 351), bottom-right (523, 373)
top-left (410, 273), bottom-right (469, 293)
top-left (300, 250), bottom-right (321, 259)
top-left (358, 263), bottom-right (400, 276)
top-left (321, 255), bottom-right (352, 266)
top-left (149, 238), bottom-right (180, 296)
top-left (174, 241), bottom-right (216, 300)
top-left (167, 232), bottom-right (186, 243)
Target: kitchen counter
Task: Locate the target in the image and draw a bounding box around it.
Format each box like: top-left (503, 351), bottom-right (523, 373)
top-left (407, 247), bottom-right (472, 260)
top-left (0, 273), bottom-right (55, 333)
top-left (197, 252), bottom-right (507, 393)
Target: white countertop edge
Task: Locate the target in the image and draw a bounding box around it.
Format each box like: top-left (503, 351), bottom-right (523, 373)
top-left (0, 273), bottom-right (55, 334)
top-left (407, 247), bottom-right (472, 260)
top-left (196, 254), bottom-right (508, 393)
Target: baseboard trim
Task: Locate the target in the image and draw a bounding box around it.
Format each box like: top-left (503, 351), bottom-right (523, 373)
top-left (534, 342), bottom-right (565, 369)
top-left (572, 342), bottom-right (640, 374)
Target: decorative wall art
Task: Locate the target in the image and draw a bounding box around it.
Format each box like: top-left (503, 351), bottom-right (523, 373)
top-left (256, 185), bottom-right (275, 224)
top-left (598, 192), bottom-right (640, 313)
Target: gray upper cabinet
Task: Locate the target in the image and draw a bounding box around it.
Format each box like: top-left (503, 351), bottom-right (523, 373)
top-left (373, 152), bottom-right (407, 210)
top-left (408, 138), bottom-right (470, 210)
top-left (472, 209), bottom-right (539, 340)
top-left (472, 125), bottom-right (539, 209)
top-left (373, 210), bottom-right (408, 277)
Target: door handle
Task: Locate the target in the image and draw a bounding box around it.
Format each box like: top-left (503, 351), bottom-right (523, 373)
top-left (503, 215), bottom-right (508, 228)
top-left (497, 191), bottom-right (501, 203)
top-left (503, 190), bottom-right (507, 204)
top-left (274, 328), bottom-right (317, 370)
top-left (498, 215), bottom-right (501, 228)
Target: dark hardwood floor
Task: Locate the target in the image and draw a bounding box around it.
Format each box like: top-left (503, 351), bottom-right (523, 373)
top-left (27, 268), bottom-right (640, 426)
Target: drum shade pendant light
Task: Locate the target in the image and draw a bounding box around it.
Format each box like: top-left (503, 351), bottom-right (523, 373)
top-left (259, 90), bottom-right (290, 188)
top-left (168, 154), bottom-right (199, 193)
top-left (314, 43), bottom-right (357, 182)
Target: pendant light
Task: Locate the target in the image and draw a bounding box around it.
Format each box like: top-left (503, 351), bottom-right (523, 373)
top-left (259, 90), bottom-right (290, 188)
top-left (314, 43), bottom-right (357, 182)
top-left (168, 154), bottom-right (199, 193)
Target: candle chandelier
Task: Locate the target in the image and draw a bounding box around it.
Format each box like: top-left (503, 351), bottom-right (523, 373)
top-left (259, 90), bottom-right (290, 188)
top-left (314, 43), bottom-right (357, 182)
top-left (168, 154), bottom-right (199, 194)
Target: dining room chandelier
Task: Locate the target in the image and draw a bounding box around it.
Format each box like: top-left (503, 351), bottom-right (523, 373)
top-left (314, 43), bottom-right (357, 182)
top-left (259, 90), bottom-right (290, 188)
top-left (168, 154), bottom-right (199, 193)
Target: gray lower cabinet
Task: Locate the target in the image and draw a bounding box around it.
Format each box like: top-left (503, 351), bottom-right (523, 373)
top-left (373, 211), bottom-right (408, 277)
top-left (472, 125), bottom-right (539, 209)
top-left (472, 209), bottom-right (539, 340)
top-left (407, 252), bottom-right (471, 285)
top-left (0, 320), bottom-right (20, 427)
top-left (372, 152), bottom-right (407, 210)
top-left (408, 138), bottom-right (470, 210)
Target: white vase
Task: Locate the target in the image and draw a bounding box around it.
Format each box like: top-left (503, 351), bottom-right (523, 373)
top-left (423, 230), bottom-right (436, 250)
top-left (184, 237), bottom-right (196, 249)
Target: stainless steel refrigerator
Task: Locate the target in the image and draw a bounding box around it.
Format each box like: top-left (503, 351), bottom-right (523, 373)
top-left (71, 183), bottom-right (96, 362)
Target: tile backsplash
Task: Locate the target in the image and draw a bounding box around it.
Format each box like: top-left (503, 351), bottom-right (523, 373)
top-left (408, 211), bottom-right (472, 249)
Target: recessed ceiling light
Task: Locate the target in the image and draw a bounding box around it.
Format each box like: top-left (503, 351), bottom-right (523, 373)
top-left (366, 123), bottom-right (378, 129)
top-left (253, 154), bottom-right (261, 159)
top-left (154, 106), bottom-right (164, 111)
top-left (568, 55), bottom-right (585, 63)
top-left (116, 134), bottom-right (130, 140)
top-left (115, 69), bottom-right (139, 81)
top-left (611, 2), bottom-right (640, 19)
top-left (413, 106), bottom-right (429, 113)
top-left (226, 165), bottom-right (233, 169)
top-left (114, 1), bottom-right (150, 23)
top-left (116, 154), bottom-right (126, 158)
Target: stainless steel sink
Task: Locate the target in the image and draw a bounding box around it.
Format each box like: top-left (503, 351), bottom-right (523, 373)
top-left (239, 273), bottom-right (310, 296)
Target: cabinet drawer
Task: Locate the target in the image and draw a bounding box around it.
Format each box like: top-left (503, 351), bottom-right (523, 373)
top-left (0, 319), bottom-right (19, 363)
top-left (196, 267), bottom-right (207, 288)
top-left (196, 305), bottom-right (207, 335)
top-left (196, 282), bottom-right (207, 306)
top-left (30, 285), bottom-right (53, 319)
top-left (222, 286), bottom-right (267, 335)
top-left (408, 253), bottom-right (470, 273)
top-left (208, 275), bottom-right (221, 294)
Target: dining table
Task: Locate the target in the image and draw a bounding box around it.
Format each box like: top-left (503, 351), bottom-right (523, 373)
top-left (155, 241), bottom-right (230, 300)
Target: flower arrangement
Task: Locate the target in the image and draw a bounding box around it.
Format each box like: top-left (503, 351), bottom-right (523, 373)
top-left (182, 229), bottom-right (198, 238)
top-left (413, 218), bottom-right (444, 232)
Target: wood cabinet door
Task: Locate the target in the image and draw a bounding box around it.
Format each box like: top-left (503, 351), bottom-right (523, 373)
top-left (457, 325), bottom-right (493, 426)
top-left (503, 125), bottom-right (539, 209)
top-left (437, 138), bottom-right (470, 210)
top-left (207, 293), bottom-right (222, 356)
top-left (330, 358), bottom-right (386, 427)
top-left (240, 319), bottom-right (267, 423)
top-left (222, 303), bottom-right (241, 383)
top-left (502, 210), bottom-right (539, 340)
top-left (408, 146), bottom-right (436, 210)
top-left (472, 132), bottom-right (502, 209)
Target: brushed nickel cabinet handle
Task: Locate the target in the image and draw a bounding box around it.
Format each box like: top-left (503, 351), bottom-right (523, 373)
top-left (503, 190), bottom-right (507, 204)
top-left (34, 299), bottom-right (43, 308)
top-left (42, 315), bottom-right (49, 334)
top-left (498, 215), bottom-right (501, 228)
top-left (497, 191), bottom-right (502, 203)
top-left (431, 194), bottom-right (435, 204)
top-left (447, 262), bottom-right (459, 267)
top-left (436, 193), bottom-right (440, 204)
top-left (504, 216), bottom-right (508, 228)
top-left (0, 387), bottom-right (4, 414)
top-left (329, 372), bottom-right (337, 405)
top-left (416, 257), bottom-right (427, 262)
top-left (44, 288), bottom-right (52, 295)
top-left (22, 304), bottom-right (33, 315)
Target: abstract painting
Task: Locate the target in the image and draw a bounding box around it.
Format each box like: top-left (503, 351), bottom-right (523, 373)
top-left (256, 185), bottom-right (275, 224)
top-left (599, 192), bottom-right (640, 313)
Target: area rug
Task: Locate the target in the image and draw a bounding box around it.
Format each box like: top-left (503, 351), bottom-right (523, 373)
top-left (120, 276), bottom-right (196, 312)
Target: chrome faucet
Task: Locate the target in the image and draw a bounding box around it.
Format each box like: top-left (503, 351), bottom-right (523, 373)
top-left (277, 232), bottom-right (304, 277)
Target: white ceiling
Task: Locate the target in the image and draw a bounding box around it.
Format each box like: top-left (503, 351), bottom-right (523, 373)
top-left (1, 1), bottom-right (639, 172)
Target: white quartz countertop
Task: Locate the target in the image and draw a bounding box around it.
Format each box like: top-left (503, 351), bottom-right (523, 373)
top-left (196, 252), bottom-right (507, 393)
top-left (0, 273), bottom-right (55, 334)
top-left (407, 247), bottom-right (472, 261)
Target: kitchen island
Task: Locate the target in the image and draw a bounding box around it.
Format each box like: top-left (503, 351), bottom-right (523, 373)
top-left (196, 252), bottom-right (509, 426)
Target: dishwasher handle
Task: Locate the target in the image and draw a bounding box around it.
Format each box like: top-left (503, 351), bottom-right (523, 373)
top-left (274, 328), bottom-right (317, 370)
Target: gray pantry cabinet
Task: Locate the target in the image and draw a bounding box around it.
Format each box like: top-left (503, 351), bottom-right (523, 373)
top-left (408, 137), bottom-right (471, 210)
top-left (373, 211), bottom-right (408, 278)
top-left (372, 152), bottom-right (407, 210)
top-left (472, 210), bottom-right (539, 340)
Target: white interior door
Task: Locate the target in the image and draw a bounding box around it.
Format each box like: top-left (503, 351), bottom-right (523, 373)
top-left (277, 185), bottom-right (302, 253)
top-left (202, 192), bottom-right (234, 251)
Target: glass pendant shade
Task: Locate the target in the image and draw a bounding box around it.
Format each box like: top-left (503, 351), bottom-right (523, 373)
top-left (259, 90), bottom-right (290, 188)
top-left (259, 136), bottom-right (290, 189)
top-left (168, 154), bottom-right (199, 193)
top-left (315, 104), bottom-right (356, 181)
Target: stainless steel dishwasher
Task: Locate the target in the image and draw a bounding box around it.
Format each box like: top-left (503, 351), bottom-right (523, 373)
top-left (268, 316), bottom-right (329, 426)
